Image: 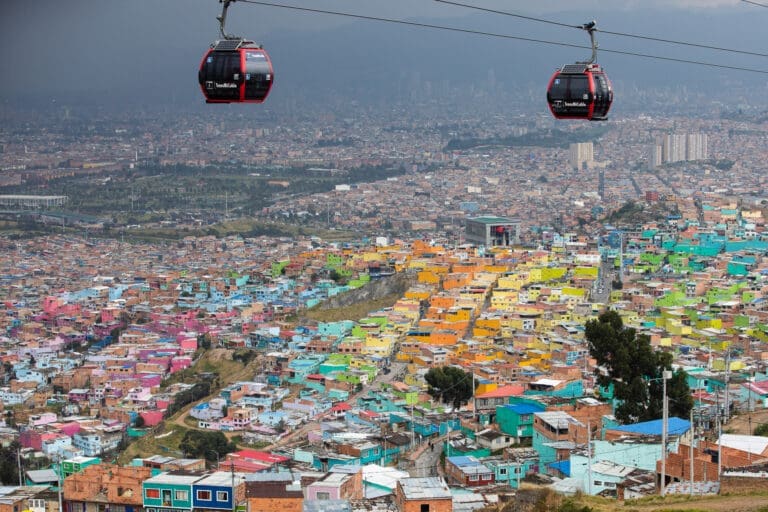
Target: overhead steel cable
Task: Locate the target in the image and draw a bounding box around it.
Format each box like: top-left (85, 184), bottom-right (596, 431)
top-left (741, 0), bottom-right (768, 7)
top-left (238, 0), bottom-right (768, 74)
top-left (435, 0), bottom-right (768, 59)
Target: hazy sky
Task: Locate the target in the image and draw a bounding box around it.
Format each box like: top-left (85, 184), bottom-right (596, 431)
top-left (0, 0), bottom-right (764, 109)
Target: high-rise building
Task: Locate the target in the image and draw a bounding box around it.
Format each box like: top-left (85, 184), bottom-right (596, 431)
top-left (598, 169), bottom-right (605, 200)
top-left (648, 144), bottom-right (663, 170)
top-left (569, 142), bottom-right (594, 170)
top-left (662, 134), bottom-right (686, 163)
top-left (656, 133), bottom-right (708, 165)
top-left (686, 133), bottom-right (708, 161)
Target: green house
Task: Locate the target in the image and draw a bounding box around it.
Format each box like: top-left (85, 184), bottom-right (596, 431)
top-left (496, 400), bottom-right (546, 442)
top-left (60, 456), bottom-right (101, 478)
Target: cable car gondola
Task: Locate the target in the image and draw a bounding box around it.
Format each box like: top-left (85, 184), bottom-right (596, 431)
top-left (198, 0), bottom-right (274, 104)
top-left (546, 21), bottom-right (613, 121)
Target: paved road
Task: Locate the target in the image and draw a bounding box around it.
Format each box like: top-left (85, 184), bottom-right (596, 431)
top-left (409, 437), bottom-right (443, 478)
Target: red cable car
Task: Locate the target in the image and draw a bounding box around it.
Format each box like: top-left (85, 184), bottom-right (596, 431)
top-left (199, 40), bottom-right (273, 103)
top-left (198, 0), bottom-right (273, 104)
top-left (546, 21), bottom-right (613, 121)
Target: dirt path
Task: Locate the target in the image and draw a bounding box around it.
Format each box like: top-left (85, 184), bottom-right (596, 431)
top-left (725, 408), bottom-right (768, 436)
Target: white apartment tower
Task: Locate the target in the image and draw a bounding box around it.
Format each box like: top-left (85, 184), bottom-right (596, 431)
top-left (686, 133), bottom-right (708, 161)
top-left (648, 144), bottom-right (663, 170)
top-left (569, 142), bottom-right (594, 170)
top-left (662, 134), bottom-right (687, 163)
top-left (657, 132), bottom-right (708, 165)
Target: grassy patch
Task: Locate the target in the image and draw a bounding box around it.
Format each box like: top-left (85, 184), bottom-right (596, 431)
top-left (303, 292), bottom-right (404, 323)
top-left (119, 425), bottom-right (191, 464)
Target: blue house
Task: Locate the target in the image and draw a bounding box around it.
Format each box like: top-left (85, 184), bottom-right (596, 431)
top-left (606, 417), bottom-right (691, 439)
top-left (192, 471), bottom-right (244, 512)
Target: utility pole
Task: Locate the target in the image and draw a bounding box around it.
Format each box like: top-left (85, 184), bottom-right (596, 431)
top-left (717, 409), bottom-right (723, 479)
top-left (724, 349), bottom-right (731, 424)
top-left (690, 407), bottom-right (694, 497)
top-left (55, 455), bottom-right (63, 512)
top-left (472, 371), bottom-right (477, 429)
top-left (17, 448), bottom-right (23, 486)
top-left (661, 370), bottom-right (672, 497)
top-left (587, 421), bottom-right (592, 496)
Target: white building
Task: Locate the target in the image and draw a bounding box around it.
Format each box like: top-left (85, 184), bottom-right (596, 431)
top-left (569, 142), bottom-right (594, 170)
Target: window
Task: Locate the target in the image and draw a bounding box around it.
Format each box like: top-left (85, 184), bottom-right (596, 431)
top-left (469, 475), bottom-right (479, 481)
top-left (197, 490), bottom-right (212, 501)
top-left (481, 473), bottom-right (492, 480)
top-left (175, 490), bottom-right (188, 501)
top-left (420, 505), bottom-right (430, 512)
top-left (145, 489), bottom-right (160, 499)
top-left (316, 492), bottom-right (330, 500)
top-left (605, 482), bottom-right (615, 488)
top-left (593, 480), bottom-right (602, 486)
top-left (499, 468), bottom-right (508, 475)
top-left (216, 491), bottom-right (229, 502)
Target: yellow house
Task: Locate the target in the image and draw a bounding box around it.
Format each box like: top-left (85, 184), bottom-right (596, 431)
top-left (490, 294), bottom-right (518, 311)
top-left (417, 271), bottom-right (441, 284)
top-left (711, 358), bottom-right (745, 371)
top-left (498, 274), bottom-right (524, 290)
top-left (573, 266), bottom-right (599, 278)
top-left (362, 251), bottom-right (385, 263)
top-left (363, 334), bottom-right (395, 357)
top-left (445, 307), bottom-right (473, 322)
top-left (562, 287), bottom-right (587, 298)
top-left (695, 317), bottom-right (723, 330)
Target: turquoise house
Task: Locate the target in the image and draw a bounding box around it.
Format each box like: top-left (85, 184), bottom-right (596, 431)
top-left (485, 457), bottom-right (538, 489)
top-left (317, 320), bottom-right (355, 337)
top-left (143, 472), bottom-right (199, 510)
top-left (496, 400), bottom-right (546, 442)
top-left (524, 378), bottom-right (584, 399)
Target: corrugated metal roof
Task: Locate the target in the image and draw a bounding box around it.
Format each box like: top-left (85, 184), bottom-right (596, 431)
top-left (399, 477), bottom-right (452, 499)
top-left (610, 417), bottom-right (690, 437)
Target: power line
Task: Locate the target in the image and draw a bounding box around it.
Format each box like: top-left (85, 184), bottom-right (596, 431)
top-left (435, 0), bottom-right (768, 59)
top-left (741, 0), bottom-right (768, 7)
top-left (239, 0), bottom-right (768, 75)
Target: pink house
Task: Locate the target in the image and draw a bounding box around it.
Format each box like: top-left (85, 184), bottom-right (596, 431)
top-left (140, 374), bottom-right (163, 388)
top-left (155, 398), bottom-right (171, 410)
top-left (28, 412), bottom-right (58, 428)
top-left (139, 410), bottom-right (165, 427)
top-left (55, 422), bottom-right (81, 437)
top-left (19, 430), bottom-right (44, 450)
top-left (177, 337), bottom-right (197, 352)
top-left (170, 357), bottom-right (192, 373)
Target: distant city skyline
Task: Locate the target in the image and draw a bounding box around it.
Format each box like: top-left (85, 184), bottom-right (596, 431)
top-left (2, 0), bottom-right (767, 112)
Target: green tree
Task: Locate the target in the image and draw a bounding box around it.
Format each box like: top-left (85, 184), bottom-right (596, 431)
top-left (0, 441), bottom-right (21, 485)
top-left (754, 423), bottom-right (768, 437)
top-left (197, 333), bottom-right (211, 351)
top-left (585, 311), bottom-right (692, 423)
top-left (424, 366), bottom-right (474, 410)
top-left (179, 431), bottom-right (236, 460)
